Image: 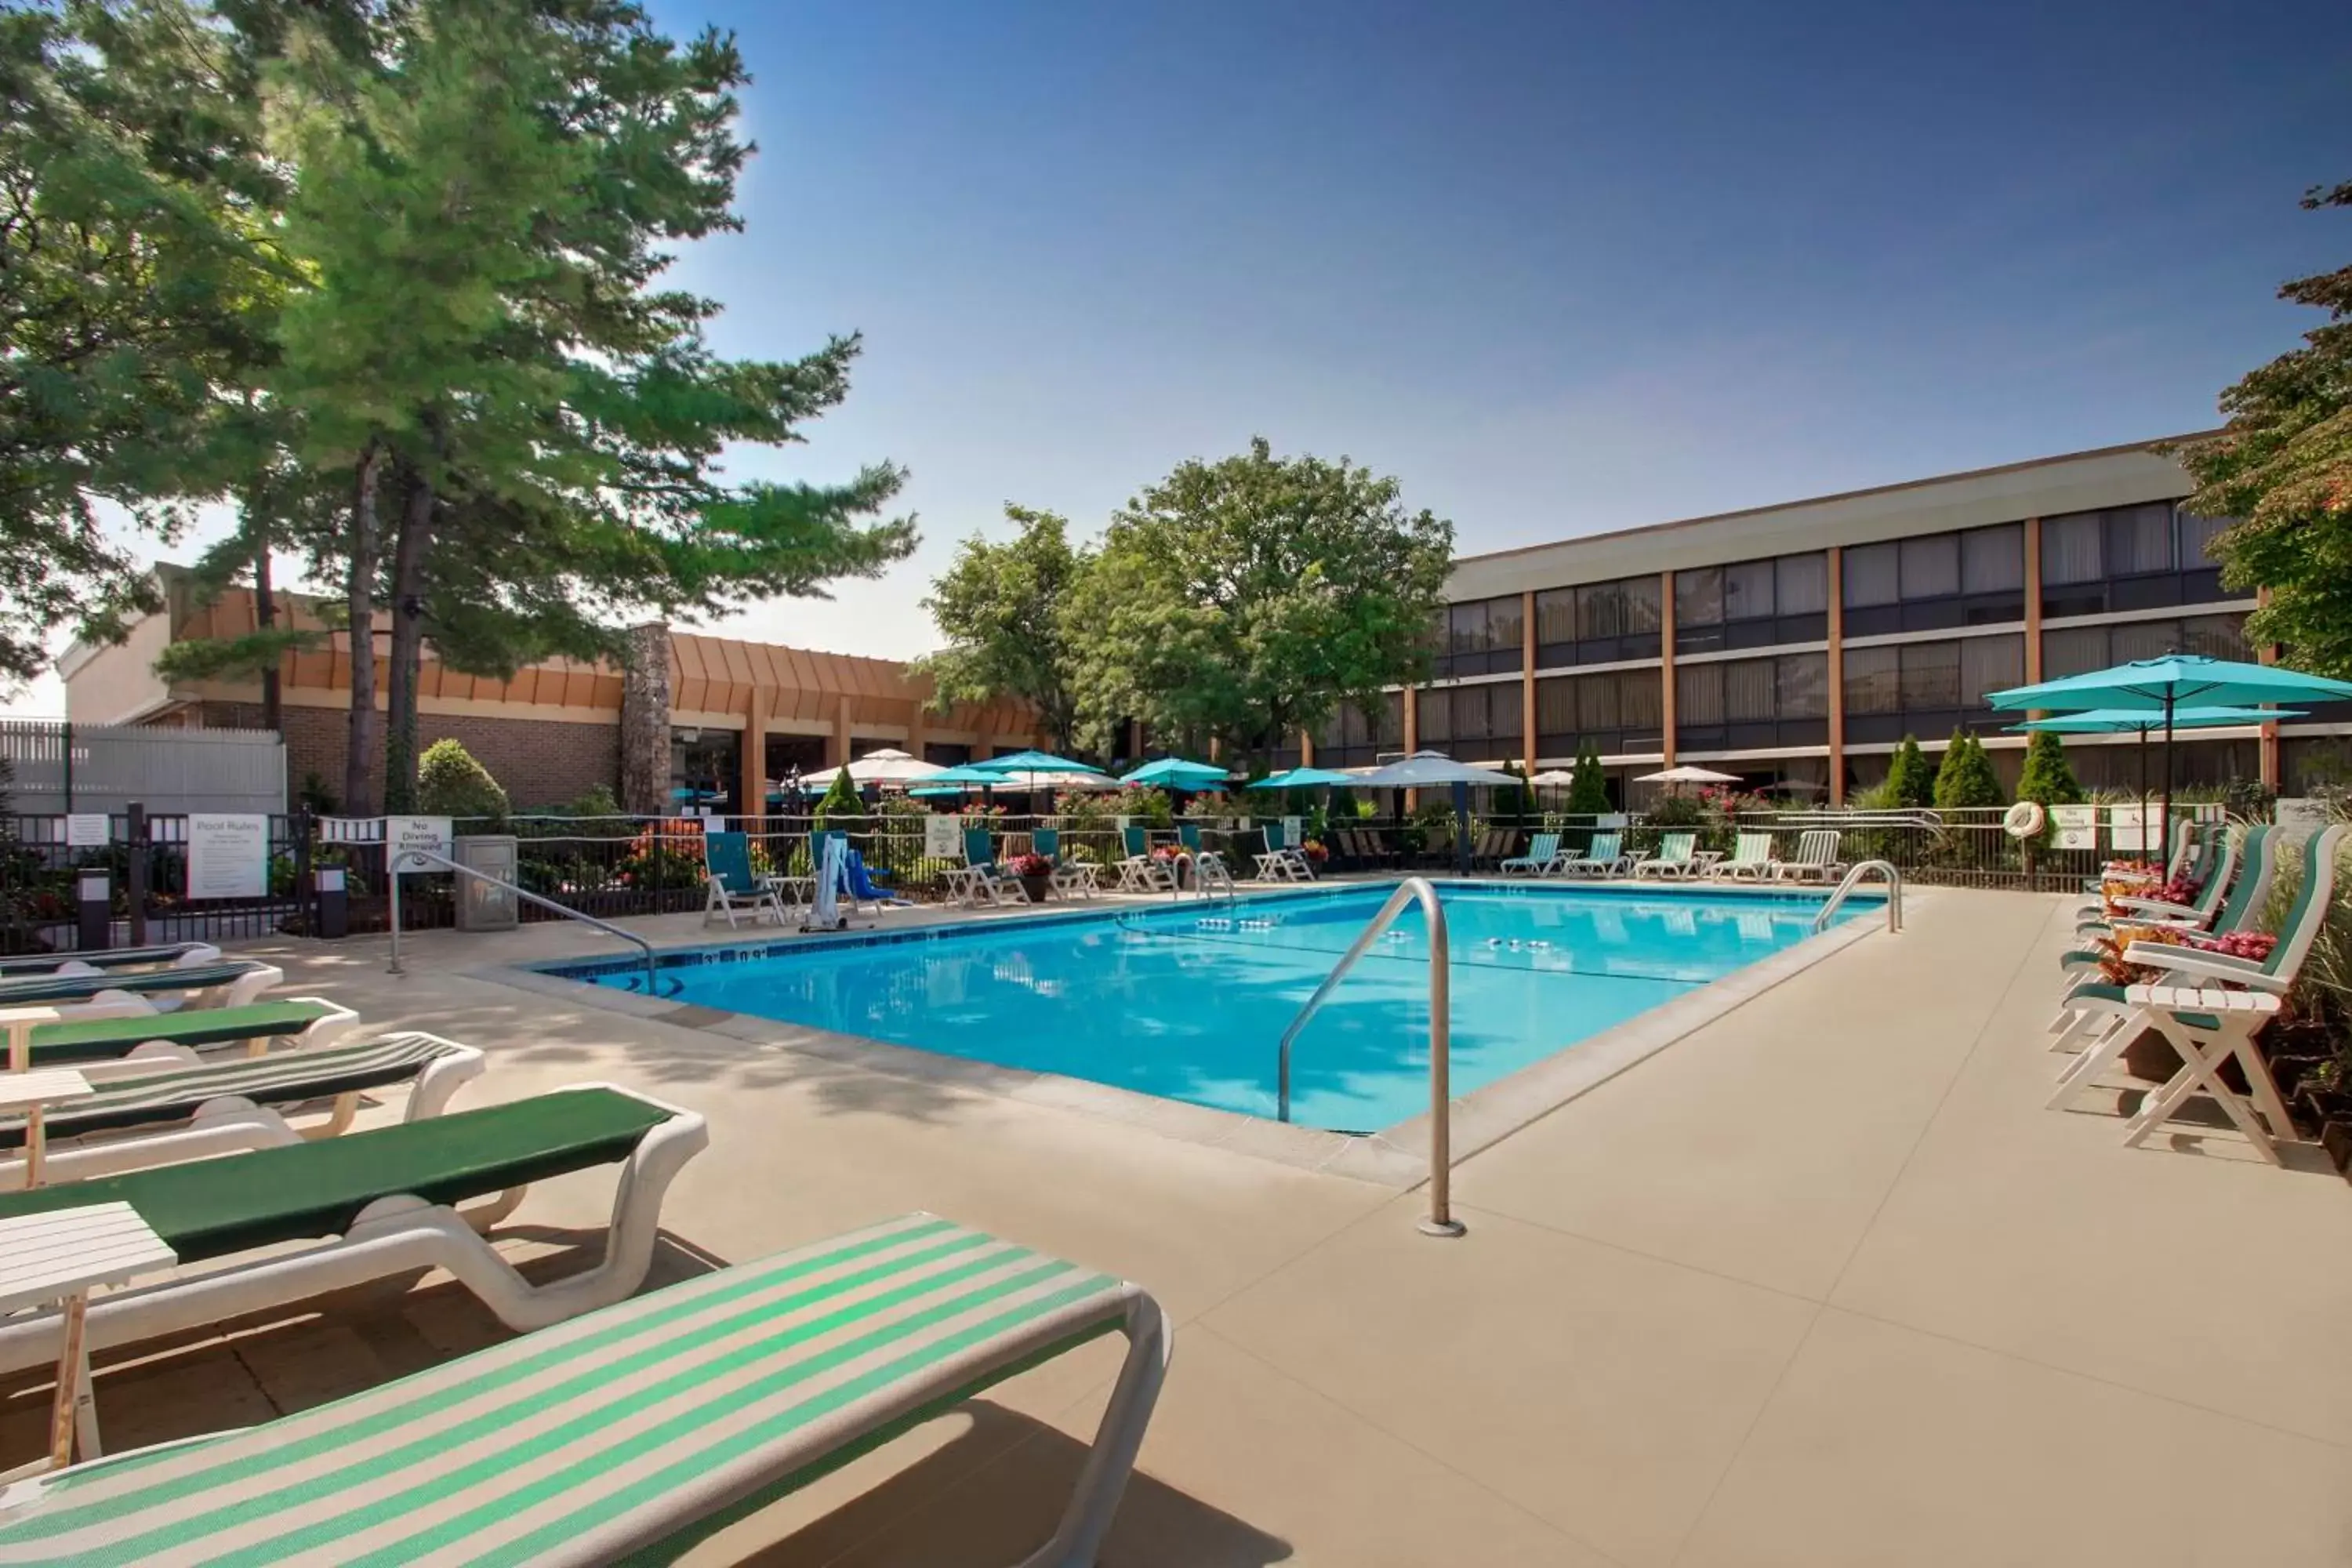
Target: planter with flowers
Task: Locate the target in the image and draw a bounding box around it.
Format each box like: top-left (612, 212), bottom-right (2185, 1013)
top-left (1301, 840), bottom-right (1330, 872)
top-left (1009, 851), bottom-right (1058, 902)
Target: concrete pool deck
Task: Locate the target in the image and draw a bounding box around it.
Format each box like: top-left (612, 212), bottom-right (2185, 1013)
top-left (5, 885), bottom-right (2351, 1565)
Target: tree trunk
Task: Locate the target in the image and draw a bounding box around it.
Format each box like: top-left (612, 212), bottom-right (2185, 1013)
top-left (382, 459), bottom-right (435, 814)
top-left (343, 444), bottom-right (382, 817)
top-left (250, 507), bottom-right (280, 735)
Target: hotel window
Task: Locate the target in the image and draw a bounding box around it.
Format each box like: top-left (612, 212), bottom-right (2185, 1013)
top-left (1417, 687), bottom-right (1452, 744)
top-left (1899, 535), bottom-right (1960, 599)
top-left (1846, 524), bottom-right (2024, 635)
top-left (2042, 613), bottom-right (2250, 679)
top-left (1776, 552), bottom-right (1829, 615)
top-left (1676, 553), bottom-right (1828, 653)
top-left (1777, 652), bottom-right (1829, 718)
top-left (1841, 646), bottom-right (1901, 715)
top-left (1962, 524), bottom-right (2024, 593)
top-left (1537, 574), bottom-right (1662, 666)
top-left (2042, 503), bottom-right (2241, 619)
top-left (1437, 596), bottom-right (1523, 678)
top-left (1841, 634), bottom-right (2021, 741)
top-left (1673, 568), bottom-right (1724, 652)
top-left (1535, 669), bottom-right (1664, 757)
top-left (1676, 652), bottom-right (1829, 748)
top-left (1842, 543), bottom-right (1900, 608)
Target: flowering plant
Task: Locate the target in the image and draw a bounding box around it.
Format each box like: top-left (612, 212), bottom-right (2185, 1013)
top-left (1301, 840), bottom-right (1330, 863)
top-left (2191, 929), bottom-right (2276, 964)
top-left (1009, 851), bottom-right (1054, 878)
top-left (1150, 844), bottom-right (1185, 862)
top-left (2096, 923), bottom-right (2186, 986)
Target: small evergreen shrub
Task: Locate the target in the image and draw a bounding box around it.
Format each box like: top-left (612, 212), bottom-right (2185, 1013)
top-left (415, 739), bottom-right (510, 822)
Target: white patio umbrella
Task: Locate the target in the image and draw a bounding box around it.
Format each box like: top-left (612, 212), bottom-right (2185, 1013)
top-left (1529, 769), bottom-right (1577, 787)
top-left (1352, 751), bottom-right (1523, 874)
top-left (1634, 764), bottom-right (1744, 786)
top-left (800, 747), bottom-right (946, 789)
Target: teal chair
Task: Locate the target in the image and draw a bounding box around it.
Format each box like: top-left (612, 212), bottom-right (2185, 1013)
top-left (1117, 826), bottom-right (1172, 892)
top-left (1031, 827), bottom-right (1098, 899)
top-left (702, 831), bottom-right (786, 928)
top-left (942, 825), bottom-right (1011, 906)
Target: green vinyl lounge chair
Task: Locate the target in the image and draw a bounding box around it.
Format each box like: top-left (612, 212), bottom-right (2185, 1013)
top-left (1031, 828), bottom-right (1099, 899)
top-left (0, 1083), bottom-right (707, 1385)
top-left (702, 830), bottom-right (789, 929)
top-left (1559, 832), bottom-right (1626, 878)
top-left (0, 960), bottom-right (281, 1013)
top-left (1500, 831), bottom-right (1563, 875)
top-left (19, 998), bottom-right (361, 1077)
top-left (0, 1213), bottom-right (1168, 1568)
top-left (1632, 831), bottom-right (1706, 880)
top-left (2, 1032), bottom-right (484, 1189)
top-left (1772, 829), bottom-right (1846, 884)
top-left (0, 943), bottom-right (218, 980)
top-left (2047, 825), bottom-right (2346, 1127)
top-left (1715, 831), bottom-right (1777, 880)
top-left (2054, 826), bottom-right (2274, 991)
top-left (2072, 824), bottom-right (2248, 943)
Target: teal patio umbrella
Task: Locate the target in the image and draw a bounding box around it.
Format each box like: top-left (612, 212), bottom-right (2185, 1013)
top-left (1247, 767), bottom-right (1357, 789)
top-left (968, 749), bottom-right (1105, 812)
top-left (1989, 655), bottom-right (2352, 829)
top-left (1119, 757), bottom-right (1230, 789)
top-left (2007, 706), bottom-right (2307, 840)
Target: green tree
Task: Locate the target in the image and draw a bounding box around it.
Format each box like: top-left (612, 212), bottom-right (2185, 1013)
top-left (414, 737), bottom-right (508, 821)
top-left (812, 767), bottom-right (863, 832)
top-left (1566, 741), bottom-right (1611, 815)
top-left (1065, 437), bottom-right (1453, 768)
top-left (0, 0), bottom-right (283, 684)
top-left (2013, 730), bottom-right (2083, 851)
top-left (1932, 731), bottom-right (2005, 810)
top-left (1885, 735), bottom-right (1934, 808)
top-left (2169, 181), bottom-right (2351, 672)
top-left (915, 505), bottom-right (1087, 750)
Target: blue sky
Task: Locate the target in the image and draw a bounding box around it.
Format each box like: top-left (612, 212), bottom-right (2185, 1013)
top-left (16, 0), bottom-right (2348, 712)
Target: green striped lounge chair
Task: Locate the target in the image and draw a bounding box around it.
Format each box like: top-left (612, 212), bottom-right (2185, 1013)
top-left (17, 998), bottom-right (361, 1080)
top-left (1632, 832), bottom-right (1701, 880)
top-left (0, 1083), bottom-right (708, 1386)
top-left (1715, 831), bottom-right (1777, 880)
top-left (2047, 825), bottom-right (2346, 1119)
top-left (1500, 831), bottom-right (1563, 876)
top-left (1559, 832), bottom-right (1624, 878)
top-left (0, 942), bottom-right (220, 979)
top-left (0, 960), bottom-right (281, 1016)
top-left (2071, 825), bottom-right (2249, 946)
top-left (2052, 827), bottom-right (2274, 1004)
top-left (1772, 829), bottom-right (1846, 884)
top-left (0, 1214), bottom-right (1168, 1567)
top-left (2, 1032), bottom-right (484, 1190)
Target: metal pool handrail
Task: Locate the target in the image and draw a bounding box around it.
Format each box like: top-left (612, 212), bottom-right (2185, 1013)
top-left (386, 848), bottom-right (666, 996)
top-left (1275, 876), bottom-right (1464, 1238)
top-left (1813, 859), bottom-right (1902, 935)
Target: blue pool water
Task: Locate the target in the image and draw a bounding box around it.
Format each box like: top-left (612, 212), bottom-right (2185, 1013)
top-left (550, 884), bottom-right (1869, 1132)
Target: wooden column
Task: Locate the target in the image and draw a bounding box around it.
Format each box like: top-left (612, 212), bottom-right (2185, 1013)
top-left (1521, 589), bottom-right (1538, 768)
top-left (1299, 728), bottom-right (1315, 766)
top-left (1402, 686), bottom-right (1418, 753)
top-left (826, 695), bottom-right (852, 768)
top-left (1826, 548), bottom-right (1845, 806)
top-left (1657, 570), bottom-right (1677, 768)
top-left (739, 689), bottom-right (769, 826)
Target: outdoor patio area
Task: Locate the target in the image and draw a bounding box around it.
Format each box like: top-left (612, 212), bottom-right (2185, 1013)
top-left (5, 885), bottom-right (2349, 1566)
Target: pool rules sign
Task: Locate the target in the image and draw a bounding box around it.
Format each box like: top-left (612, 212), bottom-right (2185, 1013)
top-left (185, 814), bottom-right (270, 898)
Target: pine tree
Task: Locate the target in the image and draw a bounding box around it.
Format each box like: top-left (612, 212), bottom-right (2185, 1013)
top-left (2013, 730), bottom-right (2083, 851)
top-left (1932, 730), bottom-right (2006, 810)
top-left (1885, 735), bottom-right (1934, 808)
top-left (813, 768), bottom-right (864, 833)
top-left (1567, 742), bottom-right (1611, 815)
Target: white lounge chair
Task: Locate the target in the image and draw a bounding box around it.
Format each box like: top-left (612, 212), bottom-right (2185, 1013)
top-left (1559, 831), bottom-right (1628, 878)
top-left (15, 998), bottom-right (361, 1080)
top-left (0, 1213), bottom-right (1168, 1567)
top-left (2048, 826), bottom-right (2345, 1149)
top-left (0, 1083), bottom-right (707, 1385)
top-left (1113, 826), bottom-right (1174, 893)
top-left (942, 826), bottom-right (1016, 906)
top-left (1251, 822), bottom-right (1312, 882)
top-left (0, 960), bottom-right (282, 1018)
top-left (1500, 832), bottom-right (1563, 875)
top-left (1715, 831), bottom-right (1776, 880)
top-left (1633, 832), bottom-right (1709, 880)
top-left (702, 830), bottom-right (789, 928)
top-left (3, 1032), bottom-right (485, 1189)
top-left (1773, 829), bottom-right (1846, 884)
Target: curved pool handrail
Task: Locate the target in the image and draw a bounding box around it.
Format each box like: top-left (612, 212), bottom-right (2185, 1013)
top-left (1813, 859), bottom-right (1902, 935)
top-left (387, 848), bottom-right (666, 996)
top-left (1276, 876), bottom-right (1464, 1237)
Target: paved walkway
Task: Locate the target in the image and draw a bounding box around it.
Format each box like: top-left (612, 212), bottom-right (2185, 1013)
top-left (5, 888), bottom-right (2350, 1566)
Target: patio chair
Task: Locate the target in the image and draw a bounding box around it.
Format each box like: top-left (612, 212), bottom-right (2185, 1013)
top-left (2047, 825), bottom-right (2346, 1131)
top-left (1031, 827), bottom-right (1100, 899)
top-left (2056, 827), bottom-right (2275, 991)
top-left (942, 826), bottom-right (1014, 906)
top-left (17, 997), bottom-right (361, 1078)
top-left (1251, 822), bottom-right (1312, 882)
top-left (1500, 831), bottom-right (1563, 875)
top-left (0, 1213), bottom-right (1169, 1568)
top-left (2074, 824), bottom-right (2245, 942)
top-left (0, 960), bottom-right (281, 1015)
top-left (1559, 831), bottom-right (1627, 878)
top-left (1633, 831), bottom-right (1708, 880)
top-left (0, 943), bottom-right (219, 980)
top-left (702, 831), bottom-right (789, 929)
top-left (0, 1082), bottom-right (708, 1382)
top-left (1715, 831), bottom-right (1777, 880)
top-left (1114, 825), bottom-right (1174, 892)
top-left (1773, 829), bottom-right (1846, 884)
top-left (1176, 822), bottom-right (1234, 884)
top-left (4, 1032), bottom-right (485, 1189)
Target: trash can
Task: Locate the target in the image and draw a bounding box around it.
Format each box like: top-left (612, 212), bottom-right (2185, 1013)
top-left (454, 834), bottom-right (520, 931)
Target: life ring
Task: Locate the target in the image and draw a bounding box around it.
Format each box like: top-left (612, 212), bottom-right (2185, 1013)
top-left (2002, 800), bottom-right (2045, 839)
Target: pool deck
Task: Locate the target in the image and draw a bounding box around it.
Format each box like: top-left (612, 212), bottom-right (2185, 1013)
top-left (7, 884), bottom-right (2352, 1565)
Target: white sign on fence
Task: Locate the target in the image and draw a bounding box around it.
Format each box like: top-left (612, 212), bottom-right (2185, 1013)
top-left (385, 815), bottom-right (454, 873)
top-left (924, 815), bottom-right (964, 858)
top-left (2107, 804), bottom-right (2165, 855)
top-left (184, 813), bottom-right (269, 899)
top-left (64, 813), bottom-right (110, 848)
top-left (2049, 804), bottom-right (2097, 851)
top-left (1282, 815), bottom-right (1303, 844)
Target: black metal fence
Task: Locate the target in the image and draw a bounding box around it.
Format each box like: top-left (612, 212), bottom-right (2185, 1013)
top-left (0, 799), bottom-right (2238, 952)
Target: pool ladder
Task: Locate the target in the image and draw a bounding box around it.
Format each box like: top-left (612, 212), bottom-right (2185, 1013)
top-left (386, 847), bottom-right (667, 996)
top-left (1813, 859), bottom-right (1903, 935)
top-left (1275, 876), bottom-right (1464, 1238)
top-left (1172, 851), bottom-right (1238, 902)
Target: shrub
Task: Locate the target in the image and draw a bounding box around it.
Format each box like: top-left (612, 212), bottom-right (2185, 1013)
top-left (565, 782), bottom-right (622, 818)
top-left (1932, 730), bottom-right (2005, 810)
top-left (1885, 735), bottom-right (1934, 808)
top-left (296, 771), bottom-right (339, 816)
top-left (416, 739), bottom-right (510, 822)
top-left (812, 768), bottom-right (864, 831)
top-left (1566, 742), bottom-right (1610, 815)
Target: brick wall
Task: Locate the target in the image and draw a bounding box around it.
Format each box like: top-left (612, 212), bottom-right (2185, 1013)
top-left (205, 702), bottom-right (619, 811)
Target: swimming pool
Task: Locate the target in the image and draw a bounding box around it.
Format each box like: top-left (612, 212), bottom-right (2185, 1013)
top-left (545, 882), bottom-right (1875, 1133)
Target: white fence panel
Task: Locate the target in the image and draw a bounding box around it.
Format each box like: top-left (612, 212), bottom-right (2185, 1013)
top-left (0, 720), bottom-right (285, 815)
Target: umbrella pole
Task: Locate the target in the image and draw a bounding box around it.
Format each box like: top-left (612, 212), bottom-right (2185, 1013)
top-left (1453, 779), bottom-right (1470, 876)
top-left (2136, 728), bottom-right (2148, 860)
top-left (2161, 691), bottom-right (2176, 869)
